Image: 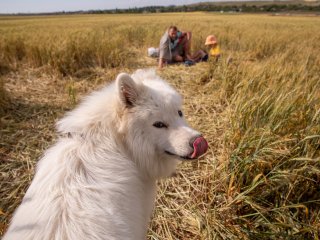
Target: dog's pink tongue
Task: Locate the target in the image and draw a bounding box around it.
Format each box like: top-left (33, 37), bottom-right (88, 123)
top-left (190, 136), bottom-right (208, 159)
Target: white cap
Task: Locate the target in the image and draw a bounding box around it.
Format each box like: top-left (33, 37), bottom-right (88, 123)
top-left (148, 47), bottom-right (159, 57)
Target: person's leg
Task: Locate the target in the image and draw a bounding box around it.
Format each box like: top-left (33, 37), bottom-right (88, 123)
top-left (189, 50), bottom-right (207, 62)
top-left (173, 54), bottom-right (184, 62)
top-left (171, 48), bottom-right (184, 63)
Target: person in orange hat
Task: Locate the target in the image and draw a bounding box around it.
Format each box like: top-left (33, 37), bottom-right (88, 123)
top-left (205, 35), bottom-right (221, 61)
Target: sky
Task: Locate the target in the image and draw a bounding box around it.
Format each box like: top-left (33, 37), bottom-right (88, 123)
top-left (0, 0), bottom-right (214, 14)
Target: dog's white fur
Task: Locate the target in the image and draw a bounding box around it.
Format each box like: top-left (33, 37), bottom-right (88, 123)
top-left (4, 69), bottom-right (202, 240)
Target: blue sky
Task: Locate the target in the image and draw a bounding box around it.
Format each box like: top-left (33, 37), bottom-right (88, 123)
top-left (0, 0), bottom-right (213, 13)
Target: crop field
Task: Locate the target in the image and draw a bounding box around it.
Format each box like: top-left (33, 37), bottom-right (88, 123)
top-left (0, 12), bottom-right (320, 239)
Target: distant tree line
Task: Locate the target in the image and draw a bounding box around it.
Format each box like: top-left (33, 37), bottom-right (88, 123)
top-left (107, 3), bottom-right (320, 14)
top-left (83, 3), bottom-right (320, 14)
top-left (2, 2), bottom-right (320, 16)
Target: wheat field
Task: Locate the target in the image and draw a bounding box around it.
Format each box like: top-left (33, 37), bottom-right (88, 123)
top-left (0, 12), bottom-right (320, 239)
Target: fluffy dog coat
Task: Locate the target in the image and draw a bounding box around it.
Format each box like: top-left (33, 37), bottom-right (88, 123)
top-left (3, 69), bottom-right (208, 240)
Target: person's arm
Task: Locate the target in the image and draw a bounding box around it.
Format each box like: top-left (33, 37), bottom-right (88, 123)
top-left (158, 33), bottom-right (170, 69)
top-left (186, 31), bottom-right (192, 41)
top-left (179, 31), bottom-right (192, 60)
top-left (158, 58), bottom-right (166, 69)
top-left (180, 31), bottom-right (192, 41)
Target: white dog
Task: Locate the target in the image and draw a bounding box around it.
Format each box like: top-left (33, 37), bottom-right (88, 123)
top-left (3, 69), bottom-right (208, 240)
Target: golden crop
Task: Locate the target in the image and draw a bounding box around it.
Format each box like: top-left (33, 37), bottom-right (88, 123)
top-left (1, 12), bottom-right (320, 239)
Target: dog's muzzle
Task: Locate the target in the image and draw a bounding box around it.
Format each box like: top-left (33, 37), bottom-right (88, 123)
top-left (165, 136), bottom-right (208, 160)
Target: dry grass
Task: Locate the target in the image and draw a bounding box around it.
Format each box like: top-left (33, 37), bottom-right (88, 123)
top-left (0, 12), bottom-right (320, 239)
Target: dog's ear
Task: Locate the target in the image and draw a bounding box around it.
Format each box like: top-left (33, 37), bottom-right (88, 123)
top-left (116, 73), bottom-right (139, 108)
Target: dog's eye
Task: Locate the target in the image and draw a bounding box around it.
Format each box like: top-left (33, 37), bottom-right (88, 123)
top-left (153, 121), bottom-right (167, 128)
top-left (178, 110), bottom-right (183, 117)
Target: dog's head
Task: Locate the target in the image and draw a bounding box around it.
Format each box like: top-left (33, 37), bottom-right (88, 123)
top-left (116, 70), bottom-right (208, 178)
top-left (56, 69), bottom-right (208, 179)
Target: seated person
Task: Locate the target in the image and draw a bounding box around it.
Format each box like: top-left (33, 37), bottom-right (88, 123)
top-left (158, 26), bottom-right (192, 68)
top-left (188, 34), bottom-right (221, 63)
top-left (205, 34), bottom-right (221, 61)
